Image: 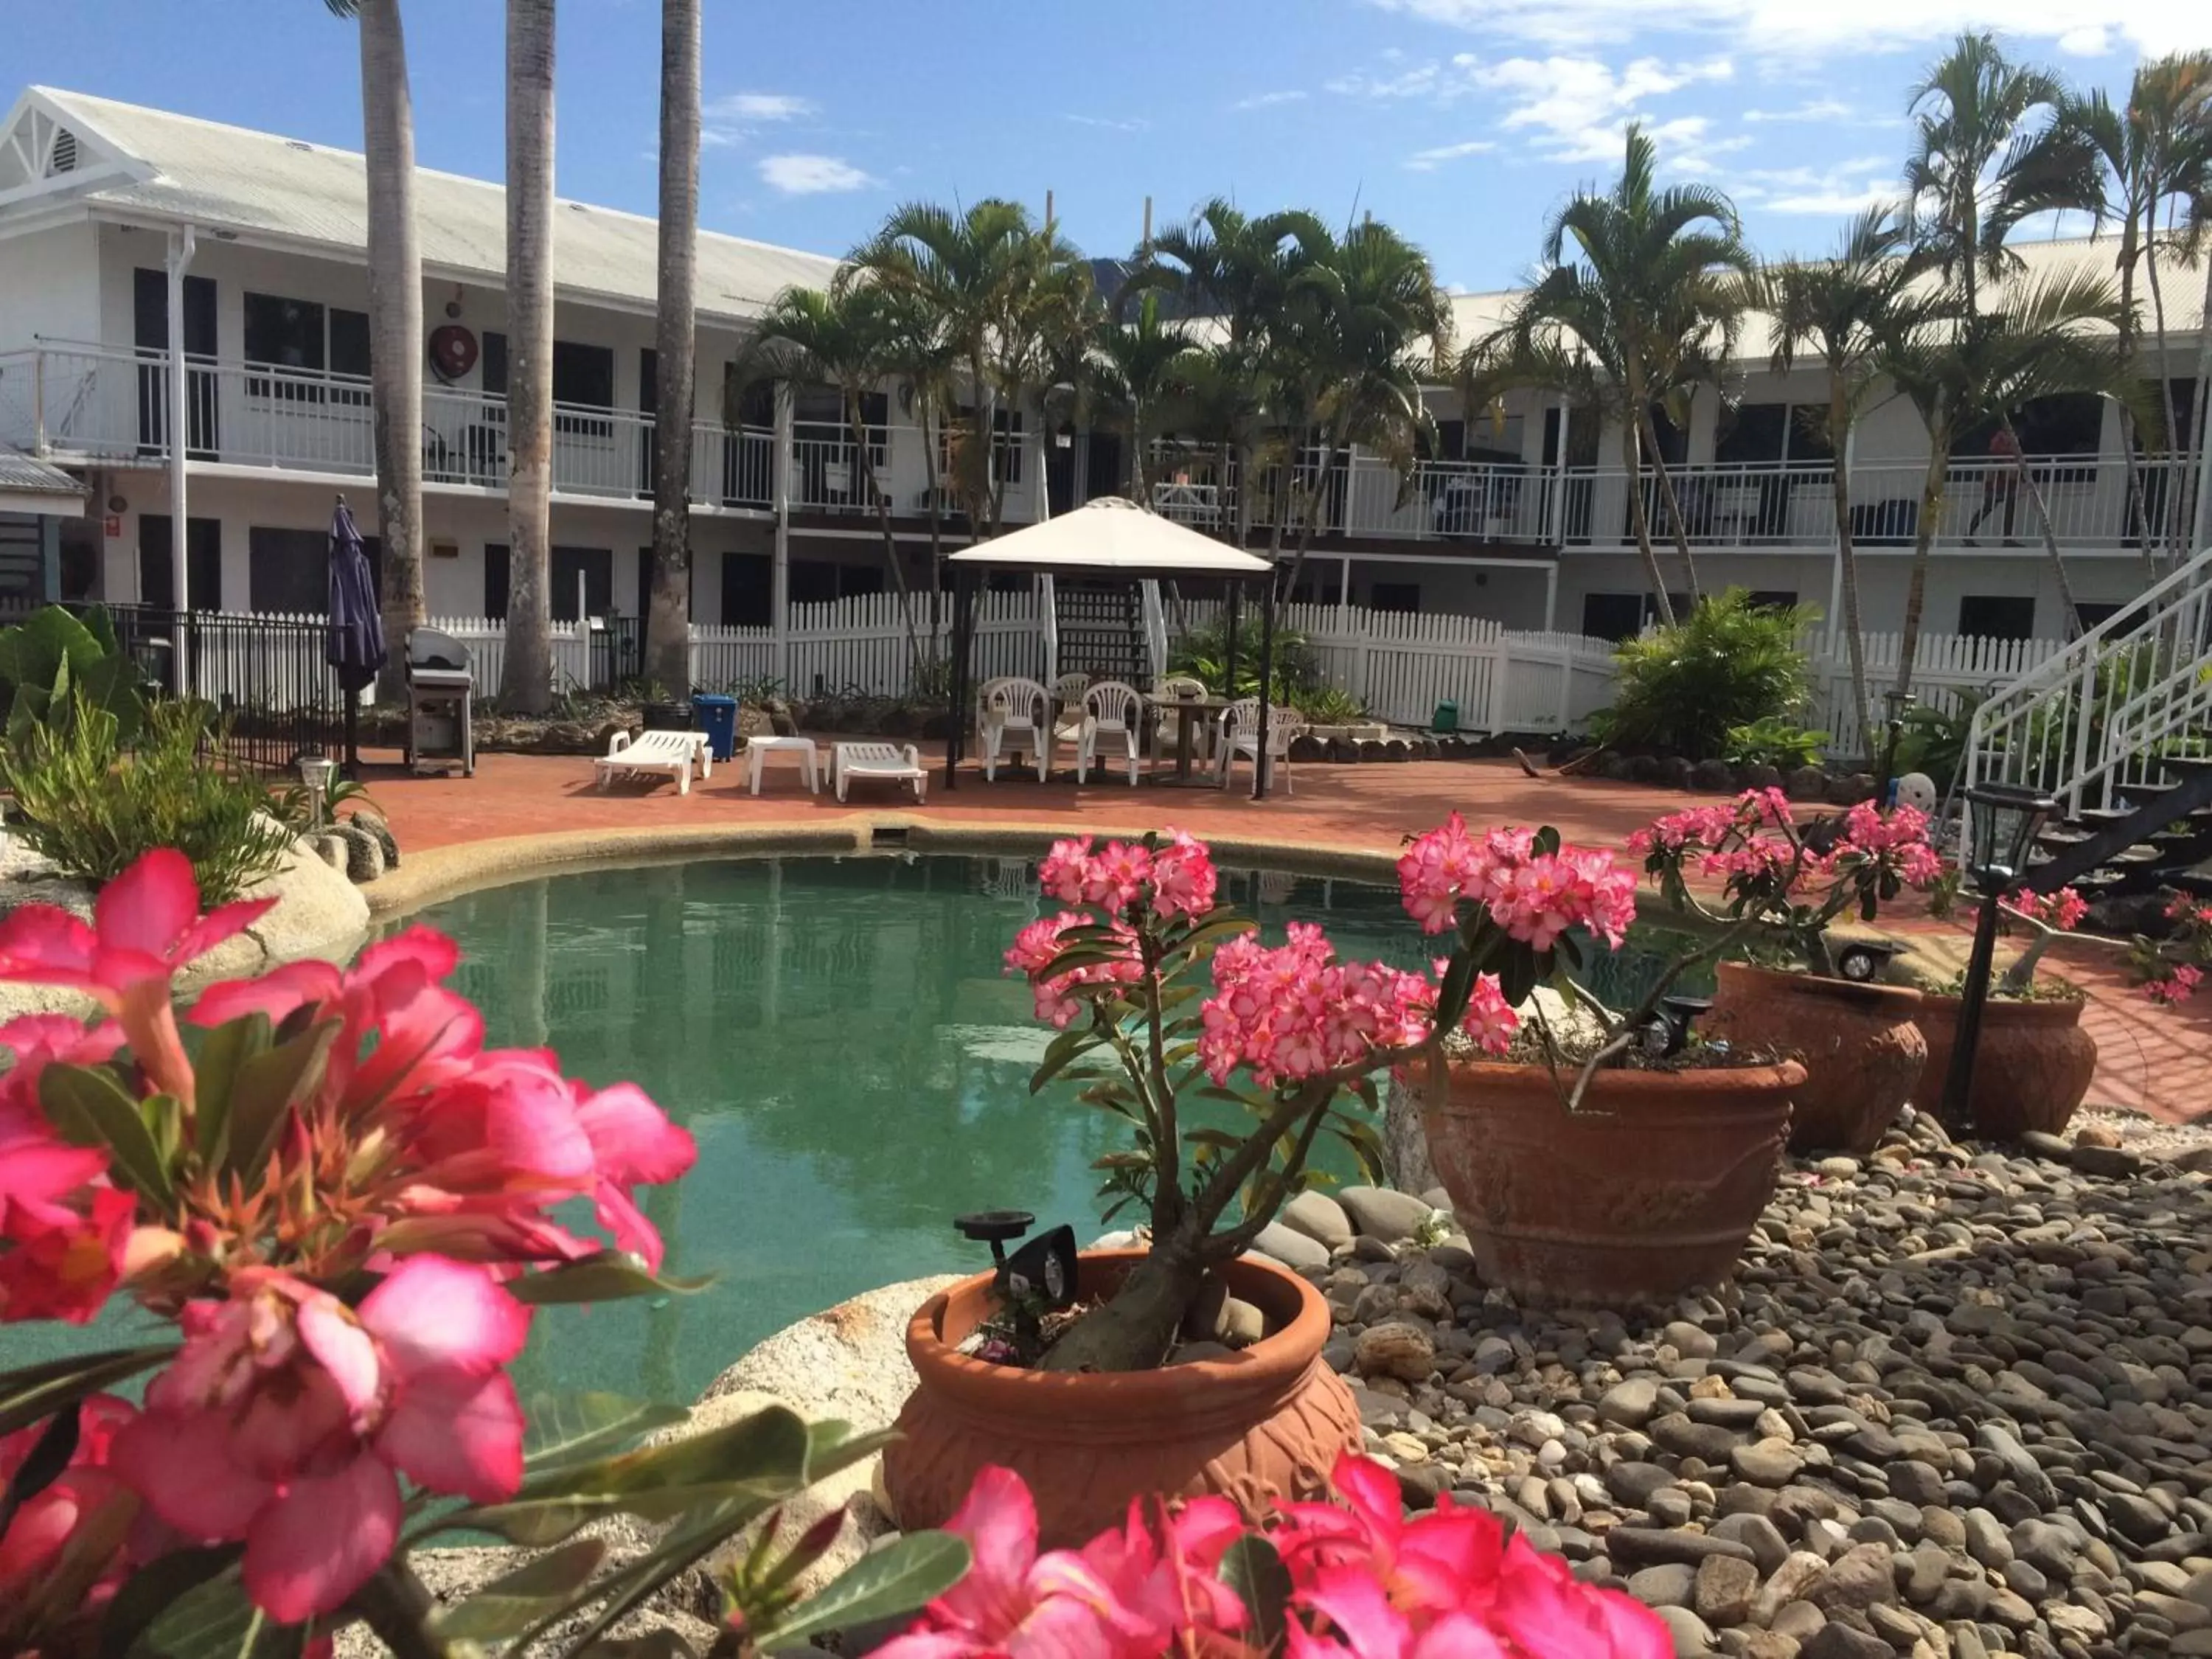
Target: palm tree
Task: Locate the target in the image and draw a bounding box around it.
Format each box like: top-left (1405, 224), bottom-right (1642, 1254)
top-left (1769, 206), bottom-right (1935, 754)
top-left (498, 0), bottom-right (557, 714)
top-left (2062, 54), bottom-right (2212, 571)
top-left (740, 285), bottom-right (925, 670)
top-left (1077, 286), bottom-right (1194, 503)
top-left (1512, 124), bottom-right (1754, 621)
top-left (643, 0), bottom-right (701, 695)
top-left (1147, 200), bottom-right (1328, 543)
top-left (877, 288), bottom-right (959, 642)
top-left (1882, 269), bottom-right (2128, 688)
top-left (325, 0), bottom-right (425, 698)
top-left (1270, 218), bottom-right (1450, 603)
top-left (847, 201), bottom-right (1092, 540)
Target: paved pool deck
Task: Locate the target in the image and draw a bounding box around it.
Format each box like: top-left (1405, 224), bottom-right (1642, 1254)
top-left (350, 743), bottom-right (2208, 1126)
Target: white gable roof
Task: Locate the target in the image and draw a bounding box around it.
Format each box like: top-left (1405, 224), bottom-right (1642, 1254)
top-left (9, 87), bottom-right (839, 323)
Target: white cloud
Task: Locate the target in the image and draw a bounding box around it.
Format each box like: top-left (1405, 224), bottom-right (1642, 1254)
top-left (1406, 139), bottom-right (1500, 169)
top-left (1362, 0), bottom-right (2211, 57)
top-left (2057, 24), bottom-right (2113, 55)
top-left (1232, 89), bottom-right (1309, 111)
top-left (1728, 158), bottom-right (1897, 213)
top-left (1063, 113), bottom-right (1150, 132)
top-left (757, 153), bottom-right (876, 195)
top-left (1742, 98), bottom-right (1854, 123)
top-left (709, 92), bottom-right (815, 122)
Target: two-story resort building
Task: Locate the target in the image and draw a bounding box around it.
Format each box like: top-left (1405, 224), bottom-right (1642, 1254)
top-left (0, 85), bottom-right (2202, 650)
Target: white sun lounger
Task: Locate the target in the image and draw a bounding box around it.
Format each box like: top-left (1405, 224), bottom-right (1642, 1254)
top-left (833, 741), bottom-right (928, 804)
top-left (595, 728), bottom-right (711, 795)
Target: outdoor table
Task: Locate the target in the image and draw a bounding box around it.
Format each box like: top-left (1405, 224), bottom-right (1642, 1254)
top-left (1142, 692), bottom-right (1234, 787)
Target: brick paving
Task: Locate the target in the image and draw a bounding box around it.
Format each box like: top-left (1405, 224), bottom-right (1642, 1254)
top-left (352, 743), bottom-right (2211, 1125)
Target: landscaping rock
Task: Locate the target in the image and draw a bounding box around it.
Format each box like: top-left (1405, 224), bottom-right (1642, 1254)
top-left (1690, 757), bottom-right (1736, 792)
top-left (1738, 762), bottom-right (1783, 790)
top-left (1280, 1191), bottom-right (1355, 1251)
top-left (1250, 1222), bottom-right (1331, 1272)
top-left (337, 822), bottom-right (384, 882)
top-left (1784, 765), bottom-right (1830, 802)
top-left (1658, 756), bottom-right (1695, 790)
top-left (1354, 1321), bottom-right (1437, 1384)
top-left (1338, 1185), bottom-right (1436, 1243)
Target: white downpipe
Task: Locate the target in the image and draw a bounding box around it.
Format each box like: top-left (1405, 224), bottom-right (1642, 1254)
top-left (771, 380), bottom-right (792, 686)
top-left (166, 224), bottom-right (195, 694)
top-left (1543, 562), bottom-right (1559, 633)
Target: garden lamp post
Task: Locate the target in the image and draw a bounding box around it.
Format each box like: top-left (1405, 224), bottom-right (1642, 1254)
top-left (296, 754), bottom-right (338, 830)
top-left (1879, 689), bottom-right (1916, 806)
top-left (1940, 782), bottom-right (2055, 1132)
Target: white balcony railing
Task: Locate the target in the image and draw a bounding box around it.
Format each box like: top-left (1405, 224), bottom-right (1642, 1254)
top-left (1, 341), bottom-right (2198, 554)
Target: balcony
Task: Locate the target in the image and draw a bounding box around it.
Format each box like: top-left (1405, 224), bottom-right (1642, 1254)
top-left (0, 342), bottom-right (777, 511)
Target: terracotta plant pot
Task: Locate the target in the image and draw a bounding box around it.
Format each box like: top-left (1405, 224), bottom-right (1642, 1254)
top-left (881, 1249), bottom-right (1359, 1551)
top-left (1913, 991), bottom-right (2098, 1141)
top-left (1419, 1057), bottom-right (1801, 1304)
top-left (1705, 961), bottom-right (1926, 1155)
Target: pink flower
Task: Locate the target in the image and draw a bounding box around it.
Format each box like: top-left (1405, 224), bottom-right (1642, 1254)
top-left (1401, 818), bottom-right (1635, 951)
top-left (113, 1255), bottom-right (531, 1623)
top-left (2144, 965), bottom-right (2203, 1006)
top-left (0, 1016), bottom-right (124, 1222)
top-left (1004, 912), bottom-right (1141, 1029)
top-left (1462, 974), bottom-right (1520, 1057)
top-left (0, 1185), bottom-right (136, 1324)
top-left (0, 1394), bottom-right (137, 1613)
top-left (2023, 888), bottom-right (2088, 932)
top-left (874, 1466), bottom-right (1161, 1659)
top-left (1200, 928), bottom-right (1444, 1087)
top-left (0, 849), bottom-right (274, 1102)
top-left (1149, 831), bottom-right (1219, 920)
top-left (571, 1080), bottom-right (698, 1271)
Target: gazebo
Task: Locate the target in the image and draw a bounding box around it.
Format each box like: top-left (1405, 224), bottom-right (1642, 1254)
top-left (942, 497), bottom-right (1279, 796)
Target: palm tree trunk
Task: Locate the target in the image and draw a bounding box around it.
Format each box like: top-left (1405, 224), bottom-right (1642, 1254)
top-left (1896, 434), bottom-right (1952, 695)
top-left (644, 0), bottom-right (700, 696)
top-left (2112, 220), bottom-right (2160, 582)
top-left (1638, 406), bottom-right (1702, 603)
top-left (1215, 439), bottom-right (1235, 543)
top-left (2145, 233), bottom-right (2186, 567)
top-left (498, 0), bottom-right (557, 714)
top-left (1278, 425), bottom-right (1343, 605)
top-left (1828, 380), bottom-right (1873, 758)
top-left (2186, 254), bottom-right (2212, 560)
top-left (919, 395), bottom-right (947, 669)
top-left (1619, 418), bottom-right (1674, 626)
top-left (355, 0), bottom-right (425, 703)
top-left (851, 391), bottom-right (922, 676)
top-left (2000, 412), bottom-right (2083, 640)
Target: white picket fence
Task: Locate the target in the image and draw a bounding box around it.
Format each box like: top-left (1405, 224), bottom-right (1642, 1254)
top-left (1270, 603), bottom-right (1618, 731)
top-left (1804, 630), bottom-right (2065, 752)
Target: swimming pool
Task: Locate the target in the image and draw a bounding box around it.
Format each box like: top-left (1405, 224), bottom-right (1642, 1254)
top-left (414, 855), bottom-right (1437, 1404)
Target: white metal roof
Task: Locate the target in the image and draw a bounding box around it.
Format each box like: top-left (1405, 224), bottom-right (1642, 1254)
top-left (0, 445), bottom-right (85, 514)
top-left (13, 87), bottom-right (840, 323)
top-left (947, 497), bottom-right (1273, 576)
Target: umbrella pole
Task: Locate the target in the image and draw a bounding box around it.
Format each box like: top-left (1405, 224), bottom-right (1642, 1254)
top-left (1255, 585), bottom-right (1275, 801)
top-left (344, 691), bottom-right (361, 778)
top-left (945, 567), bottom-right (974, 793)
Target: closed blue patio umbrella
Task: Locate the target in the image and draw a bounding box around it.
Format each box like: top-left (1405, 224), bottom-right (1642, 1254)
top-left (327, 496), bottom-right (386, 771)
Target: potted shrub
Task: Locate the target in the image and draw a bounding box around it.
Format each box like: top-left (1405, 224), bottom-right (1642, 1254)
top-left (1638, 789), bottom-right (1945, 1155)
top-left (1908, 885), bottom-right (2099, 1140)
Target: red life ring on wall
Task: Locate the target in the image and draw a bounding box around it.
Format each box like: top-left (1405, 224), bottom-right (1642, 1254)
top-left (428, 324), bottom-right (479, 383)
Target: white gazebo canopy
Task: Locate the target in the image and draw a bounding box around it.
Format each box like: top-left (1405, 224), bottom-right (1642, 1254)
top-left (945, 496), bottom-right (1272, 577)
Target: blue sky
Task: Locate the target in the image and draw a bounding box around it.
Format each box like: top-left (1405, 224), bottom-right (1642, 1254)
top-left (12, 0), bottom-right (2211, 293)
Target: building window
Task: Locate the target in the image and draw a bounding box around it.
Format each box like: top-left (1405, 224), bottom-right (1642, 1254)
top-left (1370, 582), bottom-right (1420, 613)
top-left (942, 408), bottom-right (1024, 485)
top-left (1746, 589), bottom-right (1799, 612)
top-left (552, 341), bottom-right (616, 438)
top-left (243, 292), bottom-right (369, 403)
top-left (249, 525), bottom-right (380, 615)
top-left (1582, 592), bottom-right (1644, 641)
top-left (721, 552), bottom-right (771, 627)
top-left (1958, 594), bottom-right (2037, 640)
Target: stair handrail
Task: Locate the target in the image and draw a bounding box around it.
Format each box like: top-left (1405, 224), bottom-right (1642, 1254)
top-left (1140, 580), bottom-right (1168, 684)
top-left (1960, 541), bottom-right (2212, 816)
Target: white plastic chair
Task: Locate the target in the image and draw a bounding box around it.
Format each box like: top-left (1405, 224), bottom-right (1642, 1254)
top-left (1051, 671), bottom-right (1091, 759)
top-left (978, 677), bottom-right (1053, 782)
top-left (1150, 674), bottom-right (1214, 767)
top-left (832, 741), bottom-right (928, 803)
top-left (1075, 681), bottom-right (1144, 786)
top-left (1215, 699), bottom-right (1304, 795)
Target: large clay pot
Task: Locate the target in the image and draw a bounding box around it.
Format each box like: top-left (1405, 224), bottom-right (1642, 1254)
top-left (1705, 961), bottom-right (1925, 1155)
top-left (881, 1249), bottom-right (1358, 1551)
top-left (1913, 991), bottom-right (2097, 1141)
top-left (1419, 1058), bottom-right (1801, 1304)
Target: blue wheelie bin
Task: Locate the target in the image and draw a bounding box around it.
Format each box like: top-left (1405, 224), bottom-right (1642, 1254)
top-left (691, 694), bottom-right (739, 763)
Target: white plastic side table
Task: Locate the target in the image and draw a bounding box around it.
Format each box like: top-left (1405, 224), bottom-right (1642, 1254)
top-left (744, 735), bottom-right (821, 796)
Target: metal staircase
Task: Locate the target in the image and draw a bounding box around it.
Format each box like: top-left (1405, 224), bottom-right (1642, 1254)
top-left (1046, 577), bottom-right (1149, 687)
top-left (1961, 544), bottom-right (2212, 900)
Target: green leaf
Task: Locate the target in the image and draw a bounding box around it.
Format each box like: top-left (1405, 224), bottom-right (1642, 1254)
top-left (100, 1547), bottom-right (242, 1659)
top-left (221, 1021), bottom-right (338, 1179)
top-left (429, 1537), bottom-right (610, 1641)
top-left (749, 1531), bottom-right (971, 1652)
top-left (506, 1252), bottom-right (714, 1306)
top-left (522, 1391), bottom-right (693, 1474)
top-left (1220, 1536), bottom-right (1293, 1656)
top-left (455, 1402), bottom-right (813, 1547)
top-left (40, 1064), bottom-right (175, 1212)
top-left (123, 1572), bottom-right (303, 1659)
top-left (188, 1015), bottom-right (271, 1164)
top-left (0, 1345), bottom-right (176, 1439)
top-left (1029, 1025), bottom-right (1102, 1094)
top-left (0, 1399), bottom-right (80, 1537)
top-left (571, 1635), bottom-right (699, 1659)
top-left (804, 1422), bottom-right (895, 1485)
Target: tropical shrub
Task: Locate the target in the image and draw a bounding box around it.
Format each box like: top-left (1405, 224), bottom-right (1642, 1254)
top-left (1, 695), bottom-right (294, 903)
top-left (1723, 715), bottom-right (1827, 770)
top-left (1599, 590), bottom-right (1815, 759)
top-left (1169, 616), bottom-right (1318, 700)
top-left (0, 604), bottom-right (148, 748)
top-left (1893, 692), bottom-right (1979, 791)
top-left (270, 766), bottom-right (379, 835)
top-left (1293, 683), bottom-right (1369, 725)
top-left (0, 849), bottom-right (967, 1655)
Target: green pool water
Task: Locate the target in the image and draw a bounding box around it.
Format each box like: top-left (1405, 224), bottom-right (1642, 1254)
top-left (417, 855), bottom-right (1427, 1407)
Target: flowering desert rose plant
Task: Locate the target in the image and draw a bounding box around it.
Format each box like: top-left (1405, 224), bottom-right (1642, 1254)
top-left (0, 850), bottom-right (968, 1658)
top-left (1006, 821), bottom-right (1635, 1373)
top-left (1631, 790), bottom-right (1945, 977)
top-left (878, 1450), bottom-right (1667, 1659)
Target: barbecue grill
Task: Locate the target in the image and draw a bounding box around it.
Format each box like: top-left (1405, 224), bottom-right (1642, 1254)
top-left (403, 626), bottom-right (475, 776)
